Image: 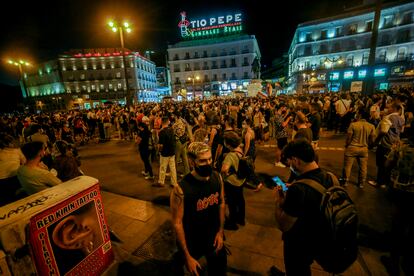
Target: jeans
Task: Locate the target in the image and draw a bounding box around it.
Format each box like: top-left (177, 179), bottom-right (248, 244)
top-left (376, 145), bottom-right (391, 186)
top-left (158, 155), bottom-right (177, 186)
top-left (342, 146), bottom-right (368, 186)
top-left (224, 183), bottom-right (245, 225)
top-left (140, 149), bottom-right (153, 177)
top-left (175, 140), bottom-right (190, 175)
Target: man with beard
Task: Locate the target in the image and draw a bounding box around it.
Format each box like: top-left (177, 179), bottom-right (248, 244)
top-left (171, 142), bottom-right (226, 276)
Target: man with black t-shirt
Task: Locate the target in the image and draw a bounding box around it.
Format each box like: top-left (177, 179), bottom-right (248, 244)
top-left (273, 139), bottom-right (334, 276)
top-left (171, 142), bottom-right (226, 276)
top-left (153, 117), bottom-right (177, 188)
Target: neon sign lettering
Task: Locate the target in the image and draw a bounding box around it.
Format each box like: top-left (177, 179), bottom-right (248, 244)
top-left (178, 11), bottom-right (243, 39)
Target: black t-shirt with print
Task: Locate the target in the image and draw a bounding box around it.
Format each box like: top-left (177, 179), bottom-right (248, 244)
top-left (179, 172), bottom-right (222, 253)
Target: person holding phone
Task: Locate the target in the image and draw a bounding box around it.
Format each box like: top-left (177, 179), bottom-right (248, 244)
top-left (272, 139), bottom-right (334, 276)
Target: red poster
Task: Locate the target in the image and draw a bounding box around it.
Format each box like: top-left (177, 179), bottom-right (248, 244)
top-left (29, 184), bottom-right (114, 276)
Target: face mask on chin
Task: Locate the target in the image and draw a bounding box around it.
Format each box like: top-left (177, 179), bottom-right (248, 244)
top-left (195, 164), bottom-right (213, 177)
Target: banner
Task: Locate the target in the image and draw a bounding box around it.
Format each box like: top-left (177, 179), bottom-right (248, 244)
top-left (350, 81), bottom-right (363, 93)
top-left (29, 184), bottom-right (113, 276)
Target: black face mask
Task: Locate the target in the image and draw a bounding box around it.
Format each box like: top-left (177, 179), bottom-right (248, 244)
top-left (195, 164), bottom-right (213, 177)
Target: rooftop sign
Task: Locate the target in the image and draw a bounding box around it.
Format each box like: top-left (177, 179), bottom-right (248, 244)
top-left (178, 11), bottom-right (243, 39)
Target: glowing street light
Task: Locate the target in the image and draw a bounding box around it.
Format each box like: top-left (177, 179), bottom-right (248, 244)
top-left (188, 75), bottom-right (200, 101)
top-left (6, 58), bottom-right (31, 98)
top-left (107, 19), bottom-right (134, 105)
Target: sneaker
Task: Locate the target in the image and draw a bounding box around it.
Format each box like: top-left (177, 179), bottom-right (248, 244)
top-left (141, 171), bottom-right (149, 176)
top-left (145, 175), bottom-right (154, 180)
top-left (368, 180), bottom-right (378, 187)
top-left (274, 162), bottom-right (286, 168)
top-left (152, 183), bottom-right (165, 188)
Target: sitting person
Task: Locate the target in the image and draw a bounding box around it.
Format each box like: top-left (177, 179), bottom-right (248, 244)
top-left (0, 133), bottom-right (26, 206)
top-left (52, 140), bottom-right (83, 182)
top-left (17, 141), bottom-right (62, 195)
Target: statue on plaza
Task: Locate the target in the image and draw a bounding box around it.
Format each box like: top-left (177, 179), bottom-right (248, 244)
top-left (251, 57), bottom-right (261, 79)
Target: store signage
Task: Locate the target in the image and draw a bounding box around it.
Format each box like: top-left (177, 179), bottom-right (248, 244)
top-left (178, 11), bottom-right (243, 39)
top-left (351, 81), bottom-right (363, 92)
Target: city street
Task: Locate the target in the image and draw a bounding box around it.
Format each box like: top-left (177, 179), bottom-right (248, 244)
top-left (79, 130), bottom-right (390, 275)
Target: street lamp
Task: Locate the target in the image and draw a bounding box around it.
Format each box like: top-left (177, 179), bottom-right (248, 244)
top-left (107, 19), bottom-right (133, 106)
top-left (6, 58), bottom-right (31, 98)
top-left (324, 56), bottom-right (344, 92)
top-left (187, 75), bottom-right (200, 101)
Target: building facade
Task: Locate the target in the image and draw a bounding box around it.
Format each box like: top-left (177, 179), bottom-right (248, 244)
top-left (168, 11), bottom-right (261, 100)
top-left (288, 1), bottom-right (414, 93)
top-left (23, 48), bottom-right (157, 110)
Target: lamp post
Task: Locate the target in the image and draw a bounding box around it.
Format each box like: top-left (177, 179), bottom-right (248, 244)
top-left (324, 56), bottom-right (343, 92)
top-left (187, 75), bottom-right (200, 101)
top-left (108, 20), bottom-right (133, 106)
top-left (7, 59), bottom-right (31, 98)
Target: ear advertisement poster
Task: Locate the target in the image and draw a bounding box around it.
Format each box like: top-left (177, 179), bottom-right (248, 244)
top-left (28, 183), bottom-right (113, 276)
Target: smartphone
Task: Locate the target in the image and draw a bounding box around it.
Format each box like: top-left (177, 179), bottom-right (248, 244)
top-left (272, 176), bottom-right (288, 192)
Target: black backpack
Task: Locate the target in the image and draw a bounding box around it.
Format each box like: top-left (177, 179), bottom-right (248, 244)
top-left (297, 172), bottom-right (358, 273)
top-left (233, 151), bottom-right (255, 179)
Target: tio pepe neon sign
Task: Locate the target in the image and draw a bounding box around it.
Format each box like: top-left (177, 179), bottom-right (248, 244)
top-left (178, 11), bottom-right (243, 39)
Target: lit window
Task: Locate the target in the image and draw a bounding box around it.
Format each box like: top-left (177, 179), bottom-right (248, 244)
top-left (374, 68), bottom-right (386, 77)
top-left (330, 72), bottom-right (339, 80)
top-left (343, 71), bottom-right (354, 79)
top-left (358, 70), bottom-right (367, 78)
top-left (116, 72), bottom-right (121, 78)
top-left (118, 83), bottom-right (122, 89)
top-left (80, 74), bottom-right (85, 80)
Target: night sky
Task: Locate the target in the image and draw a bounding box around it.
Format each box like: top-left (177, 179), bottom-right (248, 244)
top-left (0, 0), bottom-right (369, 86)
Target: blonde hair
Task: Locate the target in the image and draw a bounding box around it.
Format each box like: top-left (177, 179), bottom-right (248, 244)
top-left (187, 142), bottom-right (210, 160)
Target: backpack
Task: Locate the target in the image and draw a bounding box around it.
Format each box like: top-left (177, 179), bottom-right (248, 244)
top-left (389, 142), bottom-right (414, 193)
top-left (296, 172), bottom-right (358, 273)
top-left (172, 118), bottom-right (189, 144)
top-left (233, 151), bottom-right (255, 180)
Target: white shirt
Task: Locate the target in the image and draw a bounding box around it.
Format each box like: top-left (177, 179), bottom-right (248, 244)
top-left (0, 148), bottom-right (26, 179)
top-left (335, 99), bottom-right (351, 116)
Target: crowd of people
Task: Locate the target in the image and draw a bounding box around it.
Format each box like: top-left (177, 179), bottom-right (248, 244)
top-left (0, 87), bottom-right (413, 275)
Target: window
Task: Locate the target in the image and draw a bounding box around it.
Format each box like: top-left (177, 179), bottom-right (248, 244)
top-left (335, 27), bottom-right (342, 36)
top-left (109, 83), bottom-right (113, 90)
top-left (204, 74), bottom-right (209, 81)
top-left (185, 63), bottom-right (191, 71)
top-left (194, 62), bottom-right (200, 70)
top-left (185, 52), bottom-right (190, 59)
top-left (346, 55), bottom-right (354, 66)
top-left (80, 74), bottom-right (85, 80)
top-left (194, 52), bottom-right (199, 58)
top-left (174, 54), bottom-right (179, 60)
top-left (243, 57), bottom-right (249, 66)
top-left (378, 50), bottom-right (387, 62)
top-left (348, 24), bottom-right (357, 34)
top-left (211, 50), bottom-right (217, 57)
top-left (222, 73), bottom-right (227, 80)
top-left (330, 72), bottom-right (339, 80)
top-left (213, 74), bottom-right (218, 81)
top-left (231, 58), bottom-right (236, 67)
top-left (397, 48), bottom-right (407, 61)
top-left (118, 83), bottom-right (123, 89)
top-left (212, 61), bottom-right (217, 69)
top-left (321, 30), bottom-right (327, 39)
top-left (116, 72), bottom-right (121, 78)
top-left (358, 70), bottom-right (367, 78)
top-left (305, 32), bottom-right (312, 41)
top-left (100, 84), bottom-right (105, 90)
top-left (231, 73), bottom-right (236, 79)
top-left (221, 60), bottom-right (227, 68)
top-left (203, 50), bottom-right (208, 57)
top-left (366, 21), bottom-right (373, 32)
top-left (91, 84), bottom-right (96, 91)
top-left (174, 64), bottom-right (180, 72)
top-left (362, 53), bottom-right (369, 65)
top-left (383, 15), bottom-right (393, 28)
top-left (244, 72), bottom-right (249, 79)
top-left (402, 12), bottom-right (413, 25)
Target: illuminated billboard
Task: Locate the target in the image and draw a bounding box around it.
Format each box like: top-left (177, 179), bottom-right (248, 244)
top-left (178, 11), bottom-right (243, 39)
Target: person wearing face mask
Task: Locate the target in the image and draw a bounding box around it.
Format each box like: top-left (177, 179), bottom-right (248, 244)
top-left (221, 131), bottom-right (247, 230)
top-left (274, 139), bottom-right (335, 276)
top-left (171, 142), bottom-right (227, 276)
